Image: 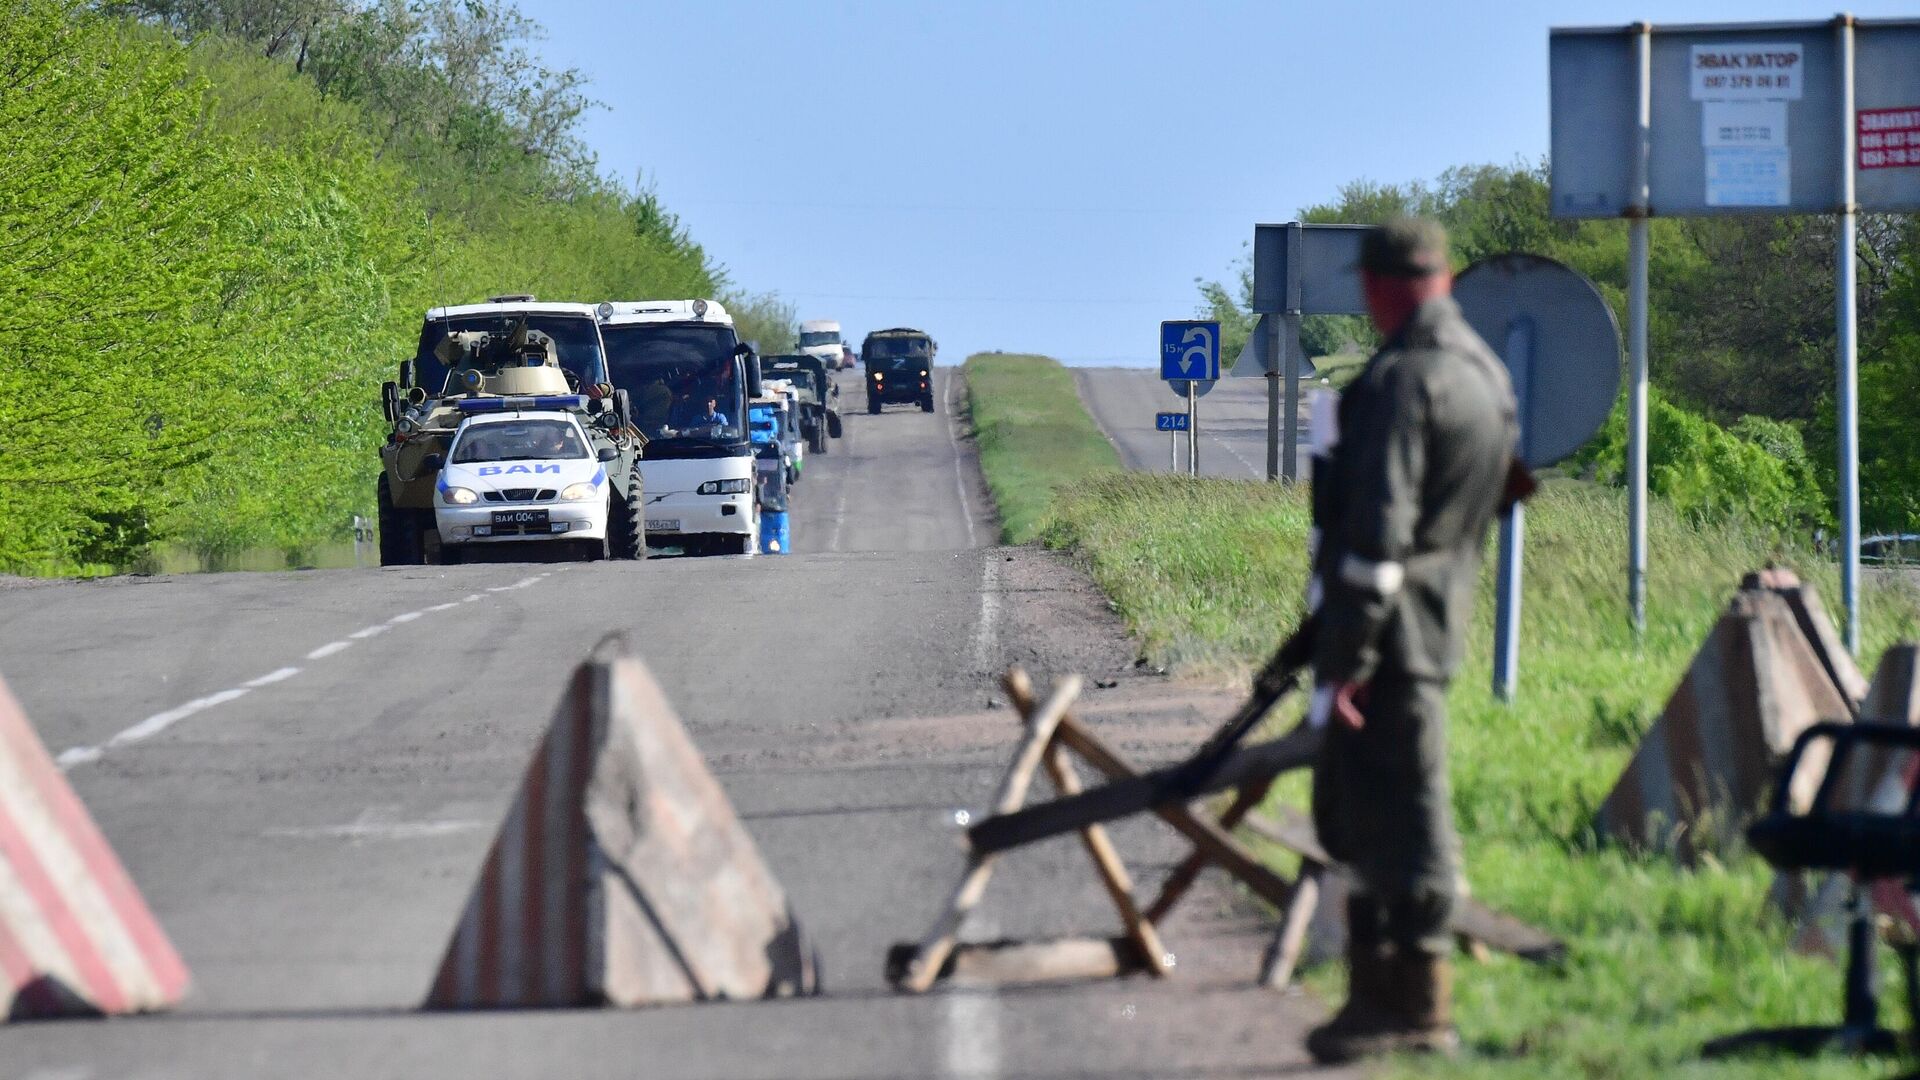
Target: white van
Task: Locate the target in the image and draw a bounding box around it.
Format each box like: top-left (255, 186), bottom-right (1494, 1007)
top-left (798, 319), bottom-right (845, 369)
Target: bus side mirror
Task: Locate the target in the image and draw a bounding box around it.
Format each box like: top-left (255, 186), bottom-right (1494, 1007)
top-left (597, 446), bottom-right (620, 462)
top-left (421, 453), bottom-right (444, 471)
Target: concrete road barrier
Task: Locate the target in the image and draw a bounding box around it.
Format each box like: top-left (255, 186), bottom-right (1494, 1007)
top-left (0, 674), bottom-right (189, 1019)
top-left (1596, 570), bottom-right (1860, 861)
top-left (425, 633), bottom-right (817, 1009)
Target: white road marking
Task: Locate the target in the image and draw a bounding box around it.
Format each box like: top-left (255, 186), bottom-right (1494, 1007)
top-left (263, 819), bottom-right (487, 841)
top-left (242, 667), bottom-right (301, 688)
top-left (973, 557), bottom-right (1000, 671)
top-left (942, 915), bottom-right (1003, 1078)
top-left (58, 573), bottom-right (556, 770)
top-left (943, 370), bottom-right (979, 548)
top-left (1210, 432), bottom-right (1263, 478)
top-left (102, 688), bottom-right (252, 752)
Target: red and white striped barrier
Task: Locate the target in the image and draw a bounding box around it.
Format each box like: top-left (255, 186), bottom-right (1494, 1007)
top-left (0, 674), bottom-right (189, 1019)
top-left (426, 633), bottom-right (815, 1009)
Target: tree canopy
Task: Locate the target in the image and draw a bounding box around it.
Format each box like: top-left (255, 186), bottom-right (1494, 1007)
top-left (2, 0), bottom-right (792, 572)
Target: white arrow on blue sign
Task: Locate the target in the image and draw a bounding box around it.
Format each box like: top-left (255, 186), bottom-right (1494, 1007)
top-left (1159, 321), bottom-right (1221, 382)
top-left (1155, 412), bottom-right (1190, 432)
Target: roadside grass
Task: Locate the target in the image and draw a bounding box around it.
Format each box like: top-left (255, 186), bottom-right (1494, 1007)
top-left (962, 353), bottom-right (1121, 543)
top-left (971, 352), bottom-right (1920, 1077)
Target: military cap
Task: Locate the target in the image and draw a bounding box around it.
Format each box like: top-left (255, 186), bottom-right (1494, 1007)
top-left (1356, 217), bottom-right (1451, 278)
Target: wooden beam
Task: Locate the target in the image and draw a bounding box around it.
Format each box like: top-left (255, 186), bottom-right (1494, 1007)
top-left (895, 673), bottom-right (1083, 992)
top-left (1047, 717), bottom-right (1299, 911)
top-left (1241, 807), bottom-right (1567, 965)
top-left (1003, 669), bottom-right (1171, 978)
top-left (967, 724), bottom-right (1322, 855)
top-left (886, 937), bottom-right (1149, 987)
top-left (1259, 861), bottom-right (1324, 989)
top-left (1144, 780), bottom-right (1272, 924)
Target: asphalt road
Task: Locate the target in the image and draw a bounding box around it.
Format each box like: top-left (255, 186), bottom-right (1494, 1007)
top-left (1072, 368), bottom-right (1314, 480)
top-left (0, 369), bottom-right (1346, 1079)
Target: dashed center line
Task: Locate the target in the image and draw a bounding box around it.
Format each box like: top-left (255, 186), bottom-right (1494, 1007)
top-left (57, 571), bottom-right (556, 771)
top-left (243, 667), bottom-right (301, 689)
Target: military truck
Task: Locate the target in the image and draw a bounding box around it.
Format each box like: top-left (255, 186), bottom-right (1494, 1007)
top-left (861, 327), bottom-right (936, 413)
top-left (761, 353), bottom-right (842, 454)
top-left (376, 305), bottom-right (643, 565)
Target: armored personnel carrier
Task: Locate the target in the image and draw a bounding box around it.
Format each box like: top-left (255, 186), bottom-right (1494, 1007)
top-left (376, 309), bottom-right (642, 565)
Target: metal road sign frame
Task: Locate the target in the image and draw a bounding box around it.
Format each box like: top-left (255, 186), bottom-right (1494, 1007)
top-left (1549, 16), bottom-right (1920, 651)
top-left (1242, 223), bottom-right (1375, 482)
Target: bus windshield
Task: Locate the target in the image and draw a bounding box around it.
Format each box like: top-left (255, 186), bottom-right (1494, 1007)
top-left (601, 322), bottom-right (746, 449)
top-left (414, 313), bottom-right (607, 394)
top-left (798, 330), bottom-right (841, 348)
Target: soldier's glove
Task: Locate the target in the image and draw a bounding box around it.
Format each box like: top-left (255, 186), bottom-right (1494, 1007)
top-left (1500, 459), bottom-right (1538, 513)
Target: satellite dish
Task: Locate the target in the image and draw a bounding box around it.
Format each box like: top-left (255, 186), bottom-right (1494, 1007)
top-left (1452, 254), bottom-right (1622, 470)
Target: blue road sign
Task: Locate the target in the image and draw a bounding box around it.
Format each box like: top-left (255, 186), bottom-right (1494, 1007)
top-left (1155, 412), bottom-right (1190, 432)
top-left (1160, 321), bottom-right (1221, 382)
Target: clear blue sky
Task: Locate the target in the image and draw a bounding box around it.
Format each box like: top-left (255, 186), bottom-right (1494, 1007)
top-left (523, 0), bottom-right (1914, 365)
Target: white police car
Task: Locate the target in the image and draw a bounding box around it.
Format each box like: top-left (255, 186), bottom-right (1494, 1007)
top-left (433, 409), bottom-right (617, 561)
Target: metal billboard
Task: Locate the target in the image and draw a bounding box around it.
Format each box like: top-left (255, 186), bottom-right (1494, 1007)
top-left (1548, 15), bottom-right (1920, 651)
top-left (1552, 19), bottom-right (1920, 217)
top-left (1251, 223), bottom-right (1370, 315)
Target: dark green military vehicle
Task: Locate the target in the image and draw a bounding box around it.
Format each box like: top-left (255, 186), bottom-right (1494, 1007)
top-left (861, 328), bottom-right (936, 413)
top-left (760, 353), bottom-right (843, 453)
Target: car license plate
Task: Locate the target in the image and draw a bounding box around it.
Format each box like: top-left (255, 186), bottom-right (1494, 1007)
top-left (645, 518), bottom-right (681, 532)
top-left (492, 508), bottom-right (550, 529)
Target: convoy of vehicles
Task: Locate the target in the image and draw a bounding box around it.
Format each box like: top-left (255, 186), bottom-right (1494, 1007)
top-left (762, 353), bottom-right (843, 454)
top-left (374, 297), bottom-right (934, 563)
top-left (861, 327), bottom-right (937, 413)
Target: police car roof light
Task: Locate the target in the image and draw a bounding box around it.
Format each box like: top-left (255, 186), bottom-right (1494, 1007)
top-left (455, 394), bottom-right (588, 413)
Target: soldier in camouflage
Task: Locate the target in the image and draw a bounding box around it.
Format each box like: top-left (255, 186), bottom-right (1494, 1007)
top-left (1301, 218), bottom-right (1518, 1063)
